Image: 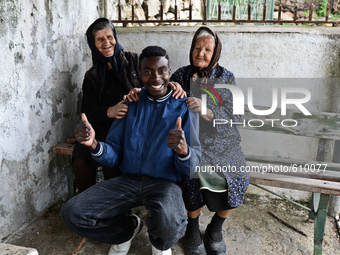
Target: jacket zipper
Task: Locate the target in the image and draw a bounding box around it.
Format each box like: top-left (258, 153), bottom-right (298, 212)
top-left (138, 99), bottom-right (156, 175)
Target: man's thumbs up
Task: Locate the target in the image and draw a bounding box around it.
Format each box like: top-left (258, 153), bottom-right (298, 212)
top-left (176, 117), bottom-right (182, 130)
top-left (168, 116), bottom-right (188, 156)
top-left (75, 113), bottom-right (96, 149)
top-left (82, 113), bottom-right (89, 124)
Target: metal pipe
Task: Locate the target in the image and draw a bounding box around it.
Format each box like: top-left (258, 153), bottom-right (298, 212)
top-left (326, 3), bottom-right (330, 22)
top-left (118, 3), bottom-right (122, 21)
top-left (232, 4), bottom-right (236, 22)
top-left (175, 0), bottom-right (177, 21)
top-left (278, 4), bottom-right (281, 21)
top-left (252, 184), bottom-right (312, 211)
top-left (203, 2), bottom-right (207, 22)
top-left (146, 3), bottom-right (149, 21)
top-left (110, 18), bottom-right (338, 26)
top-left (263, 4), bottom-right (266, 21)
top-left (132, 1), bottom-right (135, 21)
top-left (109, 1), bottom-right (340, 27)
top-left (104, 0), bottom-right (108, 18)
top-left (248, 4), bottom-right (251, 21)
top-left (218, 1), bottom-right (221, 21)
top-left (309, 4), bottom-right (313, 21)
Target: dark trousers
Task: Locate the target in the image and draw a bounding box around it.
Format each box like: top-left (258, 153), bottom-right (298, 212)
top-left (61, 175), bottom-right (187, 250)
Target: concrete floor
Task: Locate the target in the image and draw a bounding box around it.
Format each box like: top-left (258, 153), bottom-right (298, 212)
top-left (5, 192), bottom-right (340, 255)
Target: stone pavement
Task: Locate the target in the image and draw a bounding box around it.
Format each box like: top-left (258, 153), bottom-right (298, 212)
top-left (0, 243), bottom-right (38, 255)
top-left (4, 192), bottom-right (340, 255)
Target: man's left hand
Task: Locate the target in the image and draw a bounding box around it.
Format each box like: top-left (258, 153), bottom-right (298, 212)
top-left (167, 117), bottom-right (188, 156)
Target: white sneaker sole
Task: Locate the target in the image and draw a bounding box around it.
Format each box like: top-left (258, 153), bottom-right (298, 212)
top-left (108, 214), bottom-right (143, 255)
top-left (151, 246), bottom-right (172, 255)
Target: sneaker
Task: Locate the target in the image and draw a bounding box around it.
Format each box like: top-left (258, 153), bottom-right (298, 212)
top-left (151, 245), bottom-right (172, 255)
top-left (108, 214), bottom-right (143, 255)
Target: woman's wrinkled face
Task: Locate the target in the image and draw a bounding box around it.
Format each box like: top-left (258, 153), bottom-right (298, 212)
top-left (94, 27), bottom-right (116, 57)
top-left (192, 35), bottom-right (215, 69)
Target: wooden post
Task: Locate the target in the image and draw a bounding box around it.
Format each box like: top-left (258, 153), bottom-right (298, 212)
top-left (64, 155), bottom-right (75, 199)
top-left (313, 194), bottom-right (330, 255)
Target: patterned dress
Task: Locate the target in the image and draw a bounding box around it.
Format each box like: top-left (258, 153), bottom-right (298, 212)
top-left (171, 65), bottom-right (250, 209)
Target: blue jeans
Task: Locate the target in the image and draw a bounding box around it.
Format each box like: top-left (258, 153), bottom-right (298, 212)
top-left (61, 175), bottom-right (187, 250)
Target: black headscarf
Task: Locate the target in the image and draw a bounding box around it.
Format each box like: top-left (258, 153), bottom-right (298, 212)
top-left (86, 18), bottom-right (124, 91)
top-left (189, 26), bottom-right (222, 78)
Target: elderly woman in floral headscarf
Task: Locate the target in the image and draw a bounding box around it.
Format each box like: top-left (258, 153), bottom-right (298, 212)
top-left (171, 26), bottom-right (250, 255)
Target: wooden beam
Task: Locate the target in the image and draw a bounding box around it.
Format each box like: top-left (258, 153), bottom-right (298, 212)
top-left (238, 106), bottom-right (340, 140)
top-left (54, 143), bottom-right (75, 156)
top-left (247, 161), bottom-right (340, 182)
top-left (245, 155), bottom-right (340, 172)
top-left (250, 172), bottom-right (340, 196)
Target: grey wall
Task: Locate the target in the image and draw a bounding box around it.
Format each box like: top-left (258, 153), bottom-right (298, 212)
top-left (117, 26), bottom-right (340, 79)
top-left (1, 0), bottom-right (340, 241)
top-left (0, 0), bottom-right (103, 241)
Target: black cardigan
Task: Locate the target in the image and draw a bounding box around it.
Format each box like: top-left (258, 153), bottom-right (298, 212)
top-left (80, 50), bottom-right (142, 141)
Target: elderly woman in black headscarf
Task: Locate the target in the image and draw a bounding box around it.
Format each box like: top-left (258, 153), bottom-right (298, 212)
top-left (171, 26), bottom-right (250, 255)
top-left (73, 18), bottom-right (186, 192)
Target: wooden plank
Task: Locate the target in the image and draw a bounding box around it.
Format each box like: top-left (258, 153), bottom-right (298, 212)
top-left (246, 161), bottom-right (340, 182)
top-left (313, 194), bottom-right (330, 255)
top-left (238, 106), bottom-right (340, 140)
top-left (67, 136), bottom-right (76, 144)
top-left (54, 143), bottom-right (75, 156)
top-left (245, 154), bottom-right (340, 171)
top-left (250, 172), bottom-right (340, 196)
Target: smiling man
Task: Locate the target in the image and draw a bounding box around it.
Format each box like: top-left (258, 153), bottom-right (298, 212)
top-left (61, 46), bottom-right (200, 255)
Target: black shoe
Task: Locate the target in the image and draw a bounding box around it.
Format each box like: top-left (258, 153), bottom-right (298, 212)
top-left (185, 234), bottom-right (207, 255)
top-left (203, 233), bottom-right (226, 255)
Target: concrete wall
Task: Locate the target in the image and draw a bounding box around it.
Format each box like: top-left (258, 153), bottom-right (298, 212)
top-left (1, 0), bottom-right (340, 241)
top-left (0, 0), bottom-right (104, 241)
top-left (117, 26), bottom-right (340, 79)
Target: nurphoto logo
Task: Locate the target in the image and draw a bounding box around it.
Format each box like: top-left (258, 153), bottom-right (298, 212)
top-left (199, 83), bottom-right (311, 128)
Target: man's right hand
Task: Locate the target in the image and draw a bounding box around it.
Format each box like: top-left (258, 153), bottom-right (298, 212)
top-left (75, 113), bottom-right (97, 151)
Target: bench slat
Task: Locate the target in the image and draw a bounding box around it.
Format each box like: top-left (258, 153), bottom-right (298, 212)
top-left (247, 161), bottom-right (340, 182)
top-left (67, 136), bottom-right (76, 144)
top-left (250, 172), bottom-right (340, 196)
top-left (245, 154), bottom-right (340, 171)
top-left (54, 143), bottom-right (75, 156)
top-left (239, 106), bottom-right (340, 140)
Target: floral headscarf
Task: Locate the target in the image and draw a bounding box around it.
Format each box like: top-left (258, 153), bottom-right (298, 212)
top-left (189, 26), bottom-right (222, 78)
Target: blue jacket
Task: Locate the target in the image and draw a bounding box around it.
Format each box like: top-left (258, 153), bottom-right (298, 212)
top-left (91, 87), bottom-right (201, 182)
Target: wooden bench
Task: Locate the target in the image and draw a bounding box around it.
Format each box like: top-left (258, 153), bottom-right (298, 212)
top-left (54, 137), bottom-right (76, 198)
top-left (239, 106), bottom-right (340, 255)
top-left (54, 137), bottom-right (105, 198)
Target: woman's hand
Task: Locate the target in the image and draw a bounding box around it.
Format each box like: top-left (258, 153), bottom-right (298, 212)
top-left (75, 113), bottom-right (98, 151)
top-left (125, 88), bottom-right (142, 102)
top-left (107, 98), bottom-right (129, 119)
top-left (169, 82), bottom-right (187, 99)
top-left (186, 97), bottom-right (214, 122)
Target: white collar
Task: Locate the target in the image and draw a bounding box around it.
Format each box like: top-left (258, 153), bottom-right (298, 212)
top-left (147, 86), bottom-right (173, 103)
